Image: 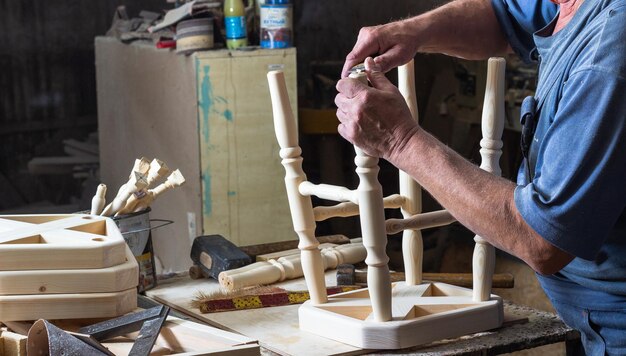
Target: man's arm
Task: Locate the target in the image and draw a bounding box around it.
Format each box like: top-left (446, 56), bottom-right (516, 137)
top-left (342, 0), bottom-right (510, 77)
top-left (335, 59), bottom-right (574, 275)
top-left (391, 124), bottom-right (573, 275)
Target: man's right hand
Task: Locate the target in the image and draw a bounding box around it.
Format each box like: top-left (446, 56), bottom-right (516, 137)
top-left (341, 20), bottom-right (419, 78)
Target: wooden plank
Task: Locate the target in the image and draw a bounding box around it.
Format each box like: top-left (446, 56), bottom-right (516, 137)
top-left (27, 156), bottom-right (99, 175)
top-left (0, 288), bottom-right (137, 322)
top-left (146, 274), bottom-right (364, 356)
top-left (0, 247), bottom-right (138, 295)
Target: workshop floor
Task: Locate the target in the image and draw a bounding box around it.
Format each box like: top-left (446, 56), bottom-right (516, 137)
top-left (439, 238), bottom-right (566, 356)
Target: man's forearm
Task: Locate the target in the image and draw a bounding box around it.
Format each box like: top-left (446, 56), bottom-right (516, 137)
top-left (388, 128), bottom-right (573, 274)
top-left (409, 0), bottom-right (510, 59)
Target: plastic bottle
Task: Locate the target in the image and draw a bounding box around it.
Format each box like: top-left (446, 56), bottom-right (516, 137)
top-left (260, 0), bottom-right (292, 48)
top-left (224, 0), bottom-right (248, 49)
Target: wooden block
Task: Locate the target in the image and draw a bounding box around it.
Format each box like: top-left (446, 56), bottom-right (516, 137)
top-left (0, 247), bottom-right (138, 295)
top-left (0, 329), bottom-right (27, 356)
top-left (0, 214), bottom-right (127, 271)
top-left (0, 288), bottom-right (137, 322)
top-left (190, 235), bottom-right (252, 280)
top-left (256, 243), bottom-right (337, 262)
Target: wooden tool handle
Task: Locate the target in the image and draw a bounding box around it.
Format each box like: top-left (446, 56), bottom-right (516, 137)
top-left (90, 184), bottom-right (107, 215)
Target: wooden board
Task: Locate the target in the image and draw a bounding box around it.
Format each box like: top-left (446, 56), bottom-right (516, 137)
top-left (103, 316), bottom-right (260, 356)
top-left (0, 288), bottom-right (137, 322)
top-left (0, 214), bottom-right (127, 270)
top-left (0, 246), bottom-right (138, 295)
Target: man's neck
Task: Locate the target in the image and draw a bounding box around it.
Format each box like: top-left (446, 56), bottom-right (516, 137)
top-left (553, 0), bottom-right (585, 34)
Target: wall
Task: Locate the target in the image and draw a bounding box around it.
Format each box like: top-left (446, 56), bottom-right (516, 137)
top-left (0, 0), bottom-right (156, 209)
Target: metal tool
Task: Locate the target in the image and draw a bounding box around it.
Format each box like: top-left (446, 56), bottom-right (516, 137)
top-left (27, 319), bottom-right (109, 356)
top-left (520, 96), bottom-right (537, 182)
top-left (79, 305), bottom-right (168, 341)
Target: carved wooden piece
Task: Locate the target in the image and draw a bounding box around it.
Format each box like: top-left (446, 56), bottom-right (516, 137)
top-left (267, 70), bottom-right (327, 305)
top-left (117, 169), bottom-right (186, 215)
top-left (298, 182), bottom-right (357, 204)
top-left (385, 209), bottom-right (456, 235)
top-left (313, 194), bottom-right (405, 221)
top-left (219, 242), bottom-right (367, 291)
top-left (398, 60), bottom-right (423, 285)
top-left (90, 184), bottom-right (107, 215)
top-left (350, 69), bottom-right (391, 322)
top-left (146, 158), bottom-right (170, 188)
top-left (473, 58), bottom-right (505, 302)
top-left (101, 171), bottom-right (148, 216)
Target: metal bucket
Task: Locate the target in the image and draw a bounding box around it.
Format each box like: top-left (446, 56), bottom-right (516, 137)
top-left (113, 208), bottom-right (172, 293)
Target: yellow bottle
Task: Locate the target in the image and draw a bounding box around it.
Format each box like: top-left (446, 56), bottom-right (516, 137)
top-left (224, 0), bottom-right (248, 49)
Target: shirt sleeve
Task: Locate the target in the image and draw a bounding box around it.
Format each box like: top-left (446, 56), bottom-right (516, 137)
top-left (514, 69), bottom-right (626, 260)
top-left (491, 0), bottom-right (558, 62)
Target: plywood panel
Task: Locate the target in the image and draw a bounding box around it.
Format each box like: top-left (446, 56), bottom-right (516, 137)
top-left (196, 49), bottom-right (297, 247)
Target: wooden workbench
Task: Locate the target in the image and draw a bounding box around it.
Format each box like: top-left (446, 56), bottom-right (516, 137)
top-left (145, 274), bottom-right (581, 356)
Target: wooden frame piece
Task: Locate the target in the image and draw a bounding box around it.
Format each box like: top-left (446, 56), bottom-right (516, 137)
top-left (299, 282), bottom-right (503, 349)
top-left (0, 214), bottom-right (127, 270)
top-left (0, 246), bottom-right (138, 295)
top-left (0, 288), bottom-right (137, 322)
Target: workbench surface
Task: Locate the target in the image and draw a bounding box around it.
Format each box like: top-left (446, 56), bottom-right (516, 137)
top-left (145, 275), bottom-right (581, 356)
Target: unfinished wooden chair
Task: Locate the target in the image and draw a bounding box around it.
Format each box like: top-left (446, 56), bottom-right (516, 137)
top-left (267, 58), bottom-right (505, 349)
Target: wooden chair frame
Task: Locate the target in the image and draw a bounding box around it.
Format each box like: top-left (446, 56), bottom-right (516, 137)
top-left (267, 58), bottom-right (506, 349)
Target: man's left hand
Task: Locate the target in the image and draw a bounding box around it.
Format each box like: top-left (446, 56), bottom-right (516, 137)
top-left (335, 57), bottom-right (419, 161)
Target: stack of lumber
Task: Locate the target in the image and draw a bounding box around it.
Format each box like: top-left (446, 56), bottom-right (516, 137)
top-left (0, 214), bottom-right (138, 322)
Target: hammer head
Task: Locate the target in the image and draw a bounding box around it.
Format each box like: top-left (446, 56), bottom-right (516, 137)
top-left (190, 235), bottom-right (252, 280)
top-left (336, 263), bottom-right (356, 286)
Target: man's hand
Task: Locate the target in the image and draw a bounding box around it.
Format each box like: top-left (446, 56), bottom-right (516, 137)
top-left (335, 58), bottom-right (419, 161)
top-left (341, 21), bottom-right (419, 78)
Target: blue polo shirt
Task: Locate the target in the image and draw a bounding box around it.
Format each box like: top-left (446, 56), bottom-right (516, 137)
top-left (491, 0), bottom-right (626, 300)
